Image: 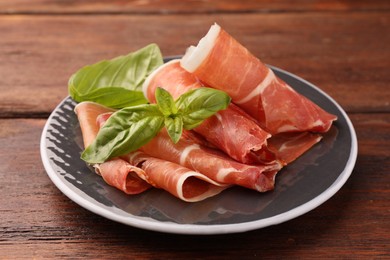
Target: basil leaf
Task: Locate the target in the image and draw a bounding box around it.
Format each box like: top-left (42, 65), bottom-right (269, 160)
top-left (165, 116), bottom-right (183, 144)
top-left (155, 87), bottom-right (182, 143)
top-left (175, 88), bottom-right (231, 129)
top-left (69, 43), bottom-right (163, 108)
top-left (81, 104), bottom-right (164, 163)
top-left (69, 85), bottom-right (147, 109)
top-left (156, 87), bottom-right (178, 116)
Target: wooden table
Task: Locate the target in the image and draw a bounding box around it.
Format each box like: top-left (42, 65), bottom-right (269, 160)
top-left (1, 1), bottom-right (389, 258)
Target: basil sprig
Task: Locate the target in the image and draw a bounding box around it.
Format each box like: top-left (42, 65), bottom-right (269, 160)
top-left (68, 43), bottom-right (163, 109)
top-left (155, 87), bottom-right (183, 143)
top-left (81, 87), bottom-right (231, 163)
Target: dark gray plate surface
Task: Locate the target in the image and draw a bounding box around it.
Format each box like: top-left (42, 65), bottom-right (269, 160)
top-left (40, 65), bottom-right (357, 234)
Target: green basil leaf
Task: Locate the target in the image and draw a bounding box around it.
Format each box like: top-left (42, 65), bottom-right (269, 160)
top-left (165, 116), bottom-right (183, 144)
top-left (175, 88), bottom-right (231, 129)
top-left (156, 87), bottom-right (178, 116)
top-left (69, 43), bottom-right (163, 108)
top-left (69, 85), bottom-right (147, 109)
top-left (81, 104), bottom-right (164, 163)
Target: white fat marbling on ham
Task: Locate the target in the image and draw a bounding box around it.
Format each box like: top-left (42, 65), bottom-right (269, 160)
top-left (267, 132), bottom-right (323, 165)
top-left (235, 68), bottom-right (276, 105)
top-left (216, 167), bottom-right (236, 182)
top-left (180, 144), bottom-right (200, 165)
top-left (214, 112), bottom-right (223, 122)
top-left (142, 60), bottom-right (175, 99)
top-left (276, 124), bottom-right (300, 133)
top-left (312, 119), bottom-right (325, 127)
top-left (126, 151), bottom-right (142, 162)
top-left (175, 170), bottom-right (228, 202)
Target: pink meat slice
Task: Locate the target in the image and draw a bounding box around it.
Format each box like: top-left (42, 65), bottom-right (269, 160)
top-left (74, 102), bottom-right (151, 194)
top-left (181, 23), bottom-right (337, 134)
top-left (142, 59), bottom-right (275, 164)
top-left (140, 129), bottom-right (282, 192)
top-left (94, 158), bottom-right (151, 195)
top-left (79, 102), bottom-right (227, 202)
top-left (97, 112), bottom-right (281, 192)
top-left (122, 152), bottom-right (227, 202)
top-left (267, 132), bottom-right (323, 165)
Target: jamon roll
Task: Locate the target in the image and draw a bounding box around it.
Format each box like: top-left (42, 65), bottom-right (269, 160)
top-left (75, 102), bottom-right (151, 194)
top-left (142, 59), bottom-right (275, 164)
top-left (139, 129), bottom-right (282, 192)
top-left (181, 23), bottom-right (337, 134)
top-left (123, 151), bottom-right (228, 202)
top-left (98, 112), bottom-right (282, 193)
top-left (76, 101), bottom-right (227, 202)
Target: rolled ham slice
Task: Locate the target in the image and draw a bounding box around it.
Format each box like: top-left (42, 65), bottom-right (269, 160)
top-left (122, 151), bottom-right (227, 202)
top-left (181, 23), bottom-right (337, 134)
top-left (74, 102), bottom-right (151, 194)
top-left (78, 101), bottom-right (228, 202)
top-left (97, 112), bottom-right (281, 192)
top-left (74, 101), bottom-right (115, 148)
top-left (94, 158), bottom-right (152, 195)
top-left (142, 59), bottom-right (275, 164)
top-left (140, 129), bottom-right (282, 192)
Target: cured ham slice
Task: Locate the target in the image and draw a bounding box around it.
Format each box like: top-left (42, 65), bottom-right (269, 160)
top-left (142, 59), bottom-right (321, 165)
top-left (74, 102), bottom-right (151, 194)
top-left (94, 158), bottom-right (152, 195)
top-left (142, 59), bottom-right (275, 164)
top-left (267, 132), bottom-right (322, 165)
top-left (74, 101), bottom-right (115, 148)
top-left (181, 23), bottom-right (337, 134)
top-left (97, 112), bottom-right (281, 192)
top-left (139, 129), bottom-right (282, 192)
top-left (122, 151), bottom-right (227, 202)
top-left (79, 101), bottom-right (227, 202)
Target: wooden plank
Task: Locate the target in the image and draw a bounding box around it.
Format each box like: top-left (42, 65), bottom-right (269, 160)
top-left (0, 0), bottom-right (389, 14)
top-left (0, 113), bottom-right (389, 258)
top-left (0, 13), bottom-right (389, 117)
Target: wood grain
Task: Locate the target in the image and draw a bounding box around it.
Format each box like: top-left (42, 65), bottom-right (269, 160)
top-left (0, 12), bottom-right (389, 117)
top-left (1, 1), bottom-right (389, 258)
top-left (1, 0), bottom-right (389, 14)
top-left (0, 113), bottom-right (389, 258)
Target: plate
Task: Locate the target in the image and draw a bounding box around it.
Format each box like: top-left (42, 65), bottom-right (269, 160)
top-left (40, 64), bottom-right (357, 235)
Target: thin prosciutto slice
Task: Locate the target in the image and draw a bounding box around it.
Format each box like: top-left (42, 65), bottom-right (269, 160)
top-left (123, 152), bottom-right (227, 202)
top-left (181, 23), bottom-right (337, 134)
top-left (98, 112), bottom-right (281, 192)
top-left (267, 132), bottom-right (322, 165)
top-left (93, 158), bottom-right (151, 195)
top-left (74, 102), bottom-right (151, 194)
top-left (80, 101), bottom-right (227, 202)
top-left (140, 129), bottom-right (281, 192)
top-left (142, 59), bottom-right (275, 164)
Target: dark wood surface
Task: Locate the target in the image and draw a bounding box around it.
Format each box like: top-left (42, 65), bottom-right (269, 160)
top-left (1, 1), bottom-right (389, 258)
